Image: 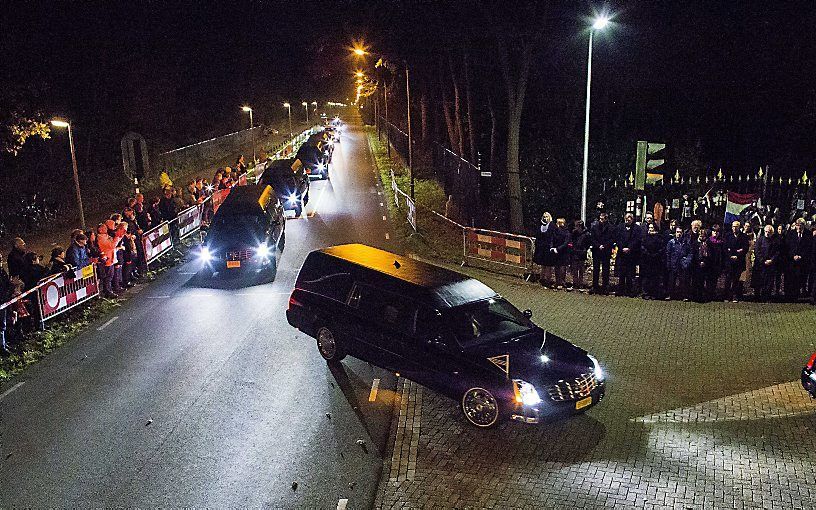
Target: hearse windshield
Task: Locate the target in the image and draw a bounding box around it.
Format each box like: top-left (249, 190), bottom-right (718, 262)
top-left (444, 298), bottom-right (533, 348)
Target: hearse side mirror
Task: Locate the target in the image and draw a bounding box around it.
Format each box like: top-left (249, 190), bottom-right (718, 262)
top-left (523, 309), bottom-right (533, 318)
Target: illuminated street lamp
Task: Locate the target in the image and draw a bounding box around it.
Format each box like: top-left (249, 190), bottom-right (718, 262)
top-left (283, 102), bottom-right (292, 137)
top-left (241, 105), bottom-right (255, 162)
top-left (50, 119), bottom-right (86, 229)
top-left (355, 70), bottom-right (365, 78)
top-left (311, 101), bottom-right (318, 114)
top-left (580, 15), bottom-right (610, 223)
top-left (301, 101), bottom-right (309, 123)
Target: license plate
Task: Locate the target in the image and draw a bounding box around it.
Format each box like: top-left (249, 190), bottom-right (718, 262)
top-left (575, 396), bottom-right (592, 410)
top-left (226, 260), bottom-right (241, 268)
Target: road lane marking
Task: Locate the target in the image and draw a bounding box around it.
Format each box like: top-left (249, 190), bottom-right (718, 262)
top-left (177, 271), bottom-right (196, 275)
top-left (380, 202), bottom-right (384, 207)
top-left (369, 378), bottom-right (380, 402)
top-left (337, 499), bottom-right (348, 510)
top-left (0, 382), bottom-right (25, 402)
top-left (385, 233), bottom-right (390, 240)
top-left (97, 316), bottom-right (119, 331)
top-left (147, 295), bottom-right (170, 299)
top-left (382, 215), bottom-right (387, 221)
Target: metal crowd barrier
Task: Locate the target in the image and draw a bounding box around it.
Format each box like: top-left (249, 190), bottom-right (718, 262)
top-left (142, 221), bottom-right (174, 266)
top-left (390, 170), bottom-right (417, 231)
top-left (37, 265), bottom-right (100, 326)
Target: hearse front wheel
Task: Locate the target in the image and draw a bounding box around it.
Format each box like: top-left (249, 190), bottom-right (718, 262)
top-left (316, 326), bottom-right (346, 362)
top-left (461, 387), bottom-right (501, 428)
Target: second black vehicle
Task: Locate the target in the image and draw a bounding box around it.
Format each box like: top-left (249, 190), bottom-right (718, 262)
top-left (287, 244), bottom-right (606, 428)
top-left (258, 158), bottom-right (310, 217)
top-left (198, 184), bottom-right (285, 279)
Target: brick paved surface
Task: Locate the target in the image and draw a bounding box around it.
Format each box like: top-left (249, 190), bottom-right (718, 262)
top-left (375, 264), bottom-right (816, 509)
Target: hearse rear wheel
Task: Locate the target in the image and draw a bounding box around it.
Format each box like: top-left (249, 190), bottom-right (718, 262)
top-left (317, 326), bottom-right (346, 363)
top-left (461, 387), bottom-right (501, 428)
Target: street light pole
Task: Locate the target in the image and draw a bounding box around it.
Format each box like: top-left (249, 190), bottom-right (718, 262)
top-left (581, 16), bottom-right (609, 224)
top-left (51, 120), bottom-right (86, 229)
top-left (283, 102), bottom-right (292, 137)
top-left (406, 63), bottom-right (414, 199)
top-left (302, 102), bottom-right (309, 123)
top-left (242, 106), bottom-right (255, 162)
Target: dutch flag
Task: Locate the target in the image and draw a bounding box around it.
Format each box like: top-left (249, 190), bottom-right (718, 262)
top-left (724, 191), bottom-right (758, 226)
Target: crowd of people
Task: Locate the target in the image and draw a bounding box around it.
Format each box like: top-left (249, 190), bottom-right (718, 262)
top-left (533, 210), bottom-right (816, 304)
top-left (0, 155), bottom-right (252, 357)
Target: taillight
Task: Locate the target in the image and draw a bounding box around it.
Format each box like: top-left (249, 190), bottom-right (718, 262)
top-left (807, 353), bottom-right (816, 370)
top-left (288, 294), bottom-right (303, 309)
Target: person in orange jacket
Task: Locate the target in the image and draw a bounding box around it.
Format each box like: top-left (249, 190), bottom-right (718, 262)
top-left (96, 223), bottom-right (122, 298)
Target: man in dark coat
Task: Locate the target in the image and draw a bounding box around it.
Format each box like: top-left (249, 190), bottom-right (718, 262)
top-left (0, 251), bottom-right (14, 355)
top-left (159, 187), bottom-right (179, 223)
top-left (722, 220), bottom-right (749, 302)
top-left (589, 212), bottom-right (614, 294)
top-left (551, 218), bottom-right (571, 289)
top-left (7, 237), bottom-right (27, 279)
top-left (752, 225), bottom-right (780, 301)
top-left (569, 220), bottom-right (591, 291)
top-left (615, 213), bottom-right (642, 297)
top-left (640, 223), bottom-right (665, 299)
top-left (665, 226), bottom-right (689, 300)
top-left (784, 218), bottom-right (811, 301)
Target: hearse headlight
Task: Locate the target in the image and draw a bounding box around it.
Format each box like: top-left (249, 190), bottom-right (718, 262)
top-left (287, 193), bottom-right (298, 204)
top-left (512, 379), bottom-right (542, 406)
top-left (316, 162), bottom-right (325, 171)
top-left (199, 246), bottom-right (213, 262)
top-left (255, 243), bottom-right (272, 259)
top-left (588, 355), bottom-right (605, 381)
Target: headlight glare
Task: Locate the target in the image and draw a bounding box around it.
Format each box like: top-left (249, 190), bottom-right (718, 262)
top-left (513, 379), bottom-right (541, 406)
top-left (589, 355), bottom-right (604, 381)
top-left (255, 243), bottom-right (271, 258)
top-left (199, 247), bottom-right (212, 262)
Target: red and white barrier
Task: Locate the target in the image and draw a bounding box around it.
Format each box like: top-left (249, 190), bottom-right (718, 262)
top-left (143, 221), bottom-right (173, 265)
top-left (463, 228), bottom-right (533, 273)
top-left (38, 265), bottom-right (100, 324)
top-left (176, 205), bottom-right (202, 240)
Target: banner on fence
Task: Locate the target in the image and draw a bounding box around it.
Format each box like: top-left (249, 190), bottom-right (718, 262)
top-left (143, 221), bottom-right (173, 264)
top-left (463, 228), bottom-right (533, 274)
top-left (211, 188), bottom-right (231, 214)
top-left (176, 205), bottom-right (202, 239)
top-left (38, 264), bottom-right (99, 324)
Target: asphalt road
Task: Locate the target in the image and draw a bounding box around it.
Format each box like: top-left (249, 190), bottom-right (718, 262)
top-left (0, 113), bottom-right (398, 508)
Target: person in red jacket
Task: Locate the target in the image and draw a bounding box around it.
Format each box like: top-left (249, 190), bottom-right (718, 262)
top-left (96, 223), bottom-right (122, 298)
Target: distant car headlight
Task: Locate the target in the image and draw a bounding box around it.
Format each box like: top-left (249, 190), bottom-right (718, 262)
top-left (588, 355), bottom-right (605, 381)
top-left (199, 246), bottom-right (212, 262)
top-left (255, 243), bottom-right (271, 258)
top-left (513, 379), bottom-right (542, 406)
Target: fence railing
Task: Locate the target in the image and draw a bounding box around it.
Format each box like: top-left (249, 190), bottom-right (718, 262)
top-left (390, 170), bottom-right (416, 231)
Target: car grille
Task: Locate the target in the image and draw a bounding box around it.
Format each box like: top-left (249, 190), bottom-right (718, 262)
top-left (547, 372), bottom-right (599, 402)
top-left (226, 249), bottom-right (253, 261)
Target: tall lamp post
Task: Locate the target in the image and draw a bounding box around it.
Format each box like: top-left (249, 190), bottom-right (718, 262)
top-left (241, 105), bottom-right (255, 162)
top-left (283, 102), bottom-right (292, 137)
top-left (50, 119), bottom-right (86, 229)
top-left (301, 101), bottom-right (309, 123)
top-left (581, 16), bottom-right (609, 224)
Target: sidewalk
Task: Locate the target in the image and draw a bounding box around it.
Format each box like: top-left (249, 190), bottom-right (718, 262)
top-left (375, 260), bottom-right (816, 509)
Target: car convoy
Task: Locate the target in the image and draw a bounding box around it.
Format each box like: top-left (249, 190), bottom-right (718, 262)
top-left (197, 117), bottom-right (340, 279)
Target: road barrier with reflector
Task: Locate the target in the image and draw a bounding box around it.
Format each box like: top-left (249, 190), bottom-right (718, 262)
top-left (142, 221), bottom-right (173, 265)
top-left (463, 228), bottom-right (534, 276)
top-left (37, 264), bottom-right (99, 325)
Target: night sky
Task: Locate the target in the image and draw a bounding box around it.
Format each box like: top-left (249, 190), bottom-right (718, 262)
top-left (2, 1), bottom-right (815, 173)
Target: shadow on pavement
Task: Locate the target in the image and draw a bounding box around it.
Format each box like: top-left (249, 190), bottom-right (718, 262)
top-left (327, 360), bottom-right (384, 455)
top-left (183, 269), bottom-right (277, 290)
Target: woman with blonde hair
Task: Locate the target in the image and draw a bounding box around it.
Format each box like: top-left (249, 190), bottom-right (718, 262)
top-left (533, 212), bottom-right (554, 286)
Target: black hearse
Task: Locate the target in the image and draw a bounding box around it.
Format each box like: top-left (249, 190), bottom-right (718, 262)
top-left (286, 244), bottom-right (606, 428)
top-left (198, 185), bottom-right (285, 278)
top-left (295, 142), bottom-right (330, 180)
top-left (258, 158), bottom-right (310, 217)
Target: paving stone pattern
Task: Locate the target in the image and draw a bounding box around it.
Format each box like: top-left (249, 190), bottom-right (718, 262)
top-left (375, 265), bottom-right (816, 509)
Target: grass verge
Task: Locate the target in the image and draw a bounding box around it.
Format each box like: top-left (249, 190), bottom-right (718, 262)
top-left (365, 127), bottom-right (464, 262)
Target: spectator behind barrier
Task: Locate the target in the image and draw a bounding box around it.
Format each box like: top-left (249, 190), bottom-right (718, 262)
top-left (66, 233), bottom-right (91, 270)
top-left (21, 252), bottom-right (47, 291)
top-left (7, 237), bottom-right (27, 279)
top-left (48, 247), bottom-right (69, 275)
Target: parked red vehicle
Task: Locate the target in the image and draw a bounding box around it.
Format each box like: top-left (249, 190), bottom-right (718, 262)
top-left (802, 353), bottom-right (816, 398)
